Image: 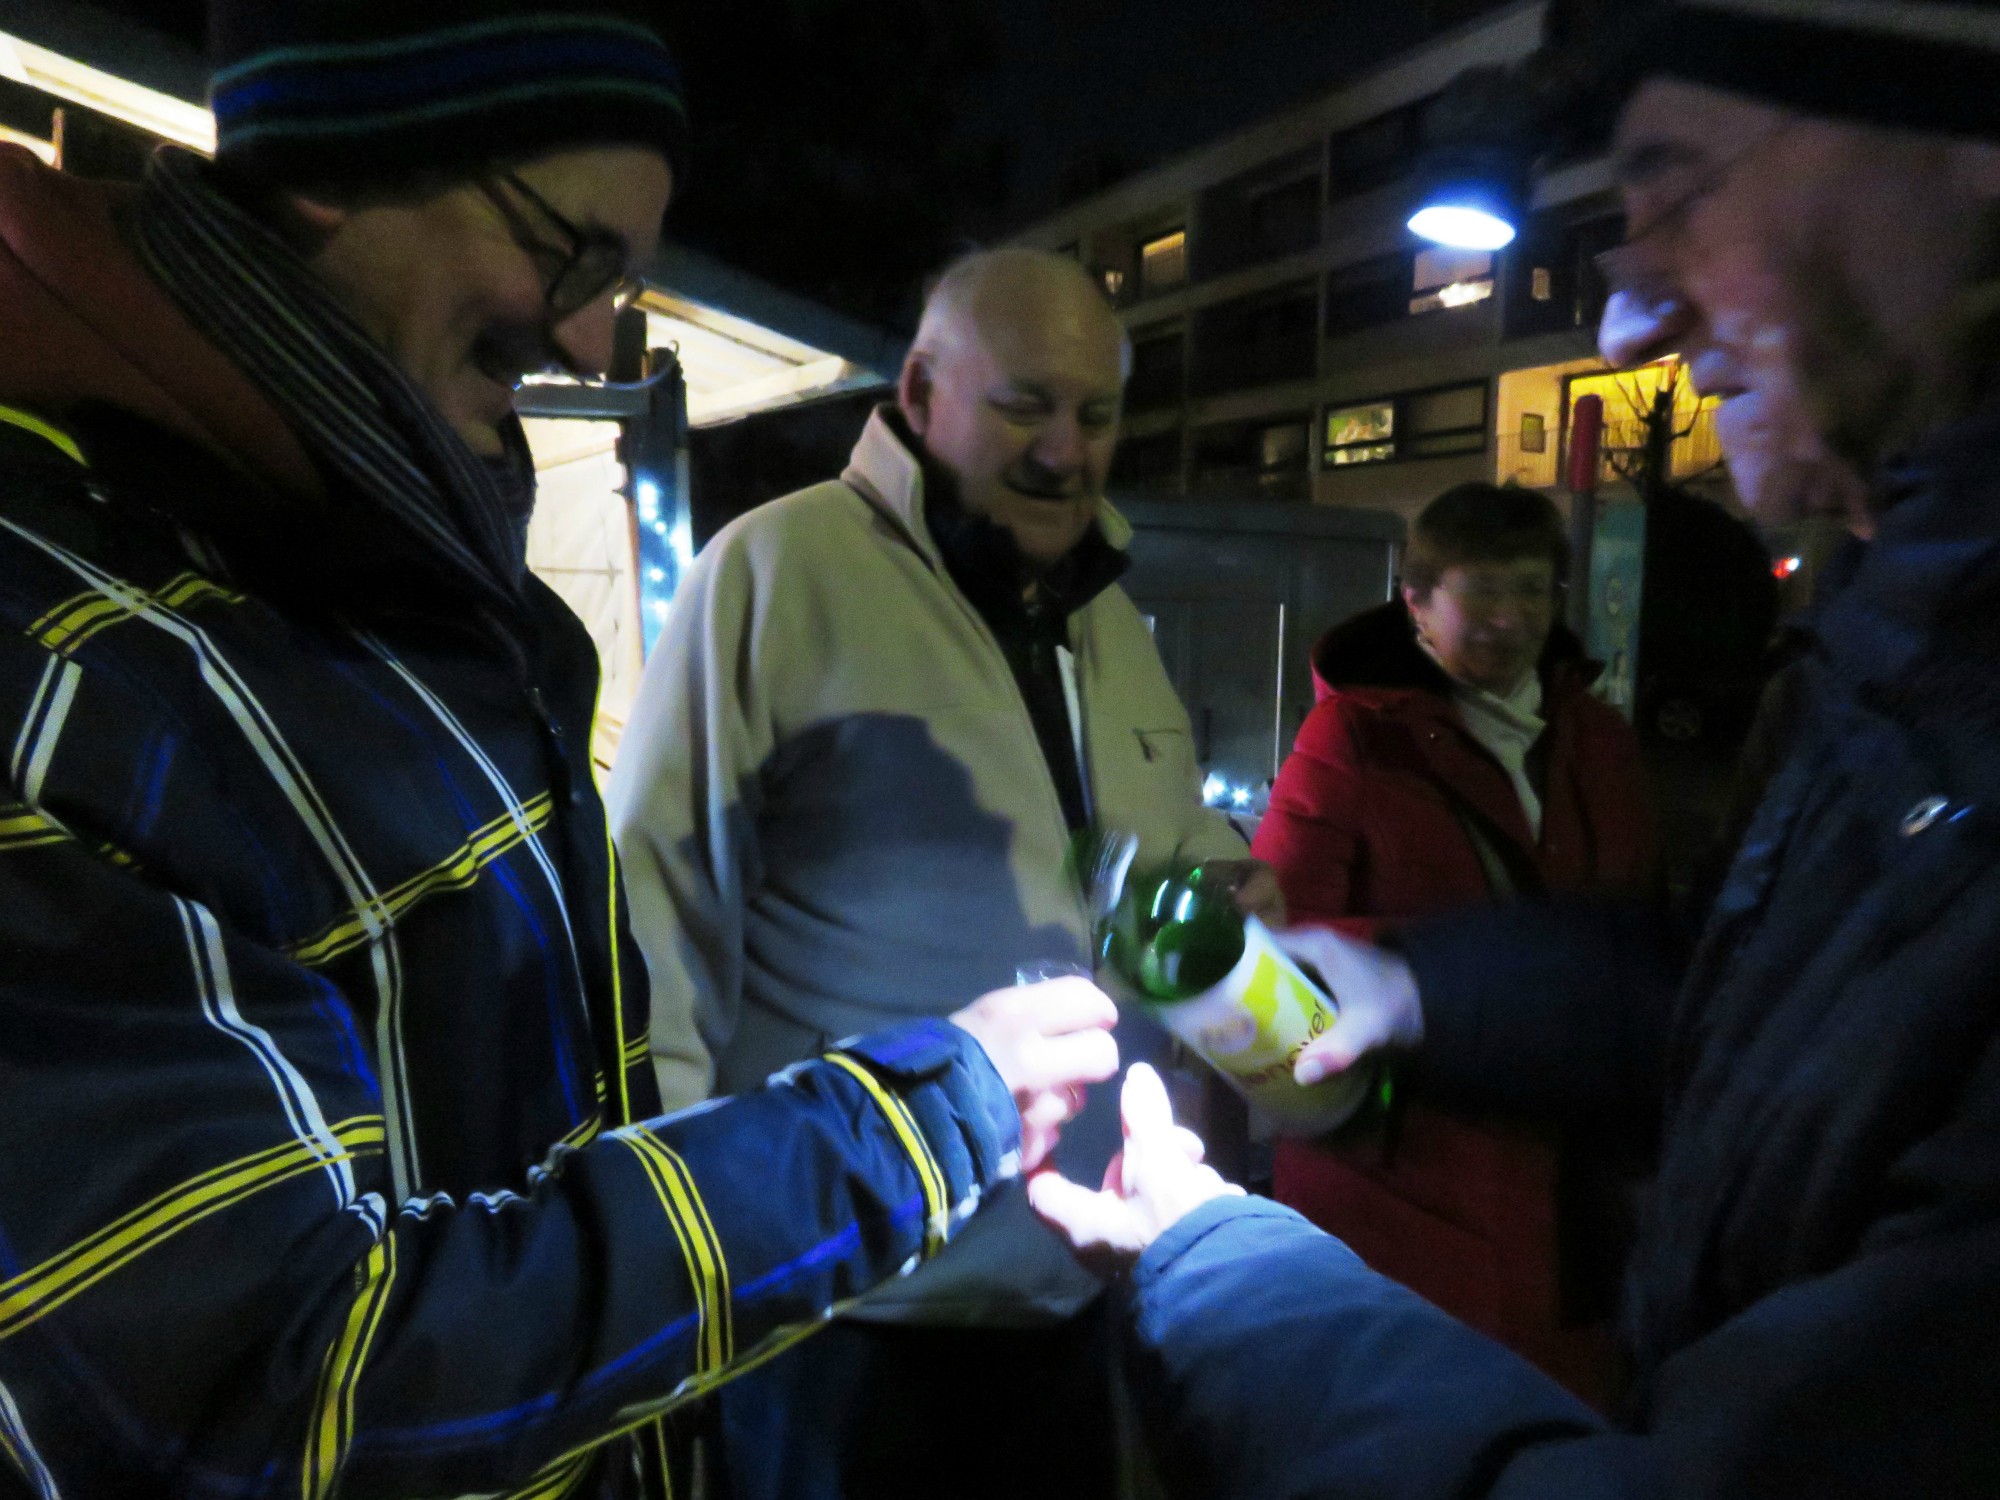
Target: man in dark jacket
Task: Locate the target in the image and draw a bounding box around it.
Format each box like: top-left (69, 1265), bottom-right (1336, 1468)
top-left (0, 6), bottom-right (1119, 1498)
top-left (1032, 2), bottom-right (2000, 1495)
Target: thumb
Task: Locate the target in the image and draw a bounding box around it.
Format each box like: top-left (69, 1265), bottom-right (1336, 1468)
top-left (1294, 1003), bottom-right (1394, 1086)
top-left (1120, 1063), bottom-right (1177, 1142)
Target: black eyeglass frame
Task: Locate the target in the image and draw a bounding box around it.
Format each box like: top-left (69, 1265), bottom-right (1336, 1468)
top-left (478, 169), bottom-right (636, 321)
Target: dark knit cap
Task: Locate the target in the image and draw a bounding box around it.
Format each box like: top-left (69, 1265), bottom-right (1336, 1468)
top-left (1545, 0), bottom-right (2000, 144)
top-left (207, 1), bottom-right (689, 189)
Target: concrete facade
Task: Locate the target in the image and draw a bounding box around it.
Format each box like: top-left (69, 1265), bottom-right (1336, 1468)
top-left (1008, 1), bottom-right (1710, 522)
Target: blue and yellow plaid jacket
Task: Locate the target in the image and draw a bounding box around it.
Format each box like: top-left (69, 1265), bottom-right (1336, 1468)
top-left (0, 403), bottom-right (1018, 1500)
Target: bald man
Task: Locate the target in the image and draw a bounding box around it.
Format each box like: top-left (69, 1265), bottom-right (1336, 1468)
top-left (609, 248), bottom-right (1262, 1498)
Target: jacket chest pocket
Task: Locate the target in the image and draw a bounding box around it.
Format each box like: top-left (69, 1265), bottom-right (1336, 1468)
top-left (1095, 726), bottom-right (1201, 845)
top-left (1132, 726), bottom-right (1189, 765)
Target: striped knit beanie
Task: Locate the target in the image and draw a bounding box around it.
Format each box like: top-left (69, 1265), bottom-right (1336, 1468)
top-left (1547, 0), bottom-right (2000, 143)
top-left (207, 1), bottom-right (689, 189)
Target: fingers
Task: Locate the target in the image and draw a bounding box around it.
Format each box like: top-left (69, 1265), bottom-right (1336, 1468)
top-left (1270, 923), bottom-right (1350, 970)
top-left (1020, 1087), bottom-right (1076, 1137)
top-left (1019, 1120), bottom-right (1060, 1175)
top-left (1119, 1061), bottom-right (1177, 1140)
top-left (1015, 1026), bottom-right (1121, 1095)
top-left (1026, 1171), bottom-right (1144, 1261)
top-left (1171, 1125), bottom-right (1206, 1164)
top-left (1010, 976), bottom-right (1120, 1035)
top-left (1231, 863), bottom-right (1287, 926)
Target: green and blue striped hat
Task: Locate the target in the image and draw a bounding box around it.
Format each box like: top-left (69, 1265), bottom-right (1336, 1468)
top-left (208, 1), bottom-right (689, 188)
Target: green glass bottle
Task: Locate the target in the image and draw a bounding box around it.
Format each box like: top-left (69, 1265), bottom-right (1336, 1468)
top-left (1094, 854), bottom-right (1373, 1135)
top-left (1102, 866), bottom-right (1246, 1002)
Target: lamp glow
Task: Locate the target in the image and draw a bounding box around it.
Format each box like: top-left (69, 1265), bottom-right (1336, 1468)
top-left (1408, 204), bottom-right (1517, 252)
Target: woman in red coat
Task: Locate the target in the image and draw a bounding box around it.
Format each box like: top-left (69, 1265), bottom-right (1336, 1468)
top-left (1252, 482), bottom-right (1656, 1403)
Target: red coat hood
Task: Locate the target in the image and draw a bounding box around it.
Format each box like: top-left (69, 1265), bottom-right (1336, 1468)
top-left (0, 146), bottom-right (319, 498)
top-left (1308, 600), bottom-right (1602, 709)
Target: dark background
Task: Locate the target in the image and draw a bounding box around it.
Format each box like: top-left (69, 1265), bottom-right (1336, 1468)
top-left (91, 0), bottom-right (1513, 329)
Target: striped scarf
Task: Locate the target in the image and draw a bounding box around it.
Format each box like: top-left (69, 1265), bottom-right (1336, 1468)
top-left (134, 147), bottom-right (531, 610)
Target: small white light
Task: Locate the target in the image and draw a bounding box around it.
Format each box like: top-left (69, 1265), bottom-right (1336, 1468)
top-left (652, 521), bottom-right (668, 535)
top-left (648, 567), bottom-right (666, 583)
top-left (669, 521), bottom-right (694, 568)
top-left (1408, 204), bottom-right (1517, 252)
top-left (1231, 787), bottom-right (1253, 808)
top-left (1202, 774), bottom-right (1228, 805)
top-left (636, 480), bottom-right (661, 521)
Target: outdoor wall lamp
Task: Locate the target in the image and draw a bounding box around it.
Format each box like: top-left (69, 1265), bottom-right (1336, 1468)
top-left (1407, 67), bottom-right (1536, 252)
top-left (1408, 167), bottom-right (1524, 250)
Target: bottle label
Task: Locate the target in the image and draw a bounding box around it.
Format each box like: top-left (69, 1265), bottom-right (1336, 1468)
top-left (1144, 917), bottom-right (1371, 1134)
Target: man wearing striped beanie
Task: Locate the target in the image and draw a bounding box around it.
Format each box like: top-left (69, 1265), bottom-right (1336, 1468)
top-left (0, 4), bottom-right (1121, 1497)
top-left (1032, 4), bottom-right (2000, 1497)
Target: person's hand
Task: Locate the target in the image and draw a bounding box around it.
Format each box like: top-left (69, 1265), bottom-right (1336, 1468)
top-left (1273, 927), bottom-right (1423, 1085)
top-left (1200, 858), bottom-right (1287, 926)
top-left (1027, 1064), bottom-right (1244, 1272)
top-left (950, 978), bottom-right (1120, 1172)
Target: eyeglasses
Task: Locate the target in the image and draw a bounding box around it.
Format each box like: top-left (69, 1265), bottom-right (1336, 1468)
top-left (1592, 121), bottom-right (1795, 300)
top-left (477, 170), bottom-right (635, 321)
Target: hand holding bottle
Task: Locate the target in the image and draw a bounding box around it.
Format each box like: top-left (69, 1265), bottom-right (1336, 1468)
top-left (1197, 858), bottom-right (1287, 927)
top-left (1273, 928), bottom-right (1425, 1085)
top-left (950, 977), bottom-right (1120, 1172)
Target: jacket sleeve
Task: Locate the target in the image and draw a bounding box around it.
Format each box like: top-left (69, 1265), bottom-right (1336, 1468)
top-left (1126, 1045), bottom-right (2000, 1500)
top-left (607, 529), bottom-right (773, 1109)
top-left (1398, 898), bottom-right (1679, 1135)
top-left (0, 811), bottom-right (1018, 1500)
top-left (1251, 702), bottom-right (1384, 941)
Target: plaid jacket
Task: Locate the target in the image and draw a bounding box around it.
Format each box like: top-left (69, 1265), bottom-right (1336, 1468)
top-left (0, 403), bottom-right (1018, 1500)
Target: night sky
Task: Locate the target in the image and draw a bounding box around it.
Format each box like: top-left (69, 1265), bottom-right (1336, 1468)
top-left (93, 0), bottom-right (1417, 212)
top-left (81, 0), bottom-right (1440, 323)
top-left (957, 0), bottom-right (1436, 221)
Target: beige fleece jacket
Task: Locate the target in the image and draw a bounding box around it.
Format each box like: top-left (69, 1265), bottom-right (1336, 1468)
top-left (608, 409), bottom-right (1244, 1321)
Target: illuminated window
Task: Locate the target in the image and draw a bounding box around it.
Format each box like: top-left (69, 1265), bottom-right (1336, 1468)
top-left (1410, 247), bottom-right (1495, 315)
top-left (1325, 401), bottom-right (1395, 466)
top-left (1565, 359), bottom-right (1724, 483)
top-left (1323, 383), bottom-right (1488, 466)
top-left (1140, 229), bottom-right (1188, 296)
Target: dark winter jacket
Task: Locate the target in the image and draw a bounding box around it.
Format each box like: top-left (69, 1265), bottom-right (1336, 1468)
top-left (0, 144), bottom-right (1018, 1500)
top-left (1249, 603), bottom-right (1655, 1400)
top-left (1122, 399), bottom-right (2000, 1498)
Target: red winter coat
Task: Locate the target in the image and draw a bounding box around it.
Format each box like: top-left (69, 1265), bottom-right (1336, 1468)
top-left (1251, 602), bottom-right (1657, 1403)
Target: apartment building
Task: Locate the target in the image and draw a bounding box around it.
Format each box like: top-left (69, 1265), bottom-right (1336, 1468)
top-left (1012, 0), bottom-right (1725, 520)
